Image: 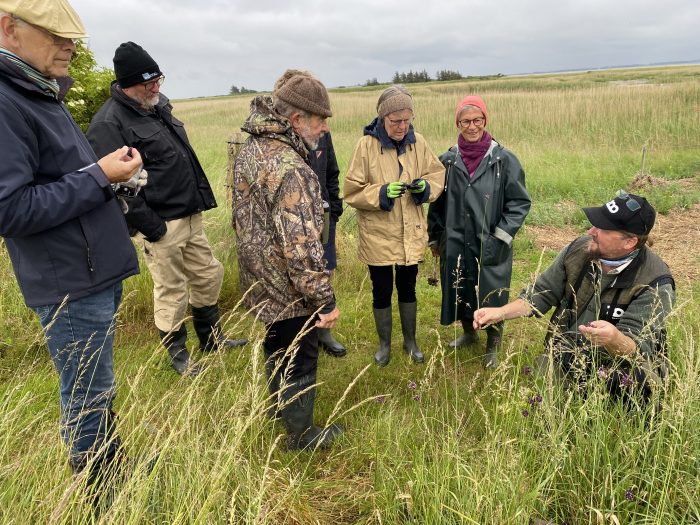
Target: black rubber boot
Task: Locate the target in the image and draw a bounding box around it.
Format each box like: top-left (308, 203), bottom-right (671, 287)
top-left (449, 318), bottom-right (480, 348)
top-left (485, 323), bottom-right (503, 368)
top-left (70, 411), bottom-right (124, 508)
top-left (317, 328), bottom-right (346, 358)
top-left (398, 302), bottom-right (424, 364)
top-left (159, 326), bottom-right (200, 376)
top-left (191, 304), bottom-right (247, 352)
top-left (280, 372), bottom-right (343, 451)
top-left (372, 307), bottom-right (392, 367)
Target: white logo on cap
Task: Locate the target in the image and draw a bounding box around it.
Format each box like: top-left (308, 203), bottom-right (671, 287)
top-left (606, 200), bottom-right (619, 214)
top-left (142, 72), bottom-right (159, 80)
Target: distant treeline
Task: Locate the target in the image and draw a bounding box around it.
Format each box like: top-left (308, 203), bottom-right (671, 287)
top-left (362, 69), bottom-right (505, 87)
top-left (229, 85), bottom-right (257, 95)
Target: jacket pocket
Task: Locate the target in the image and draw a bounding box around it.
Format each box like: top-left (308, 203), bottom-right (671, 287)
top-left (481, 234), bottom-right (509, 266)
top-left (132, 122), bottom-right (177, 164)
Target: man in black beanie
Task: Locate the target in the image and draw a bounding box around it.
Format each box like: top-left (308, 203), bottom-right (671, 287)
top-left (87, 42), bottom-right (246, 377)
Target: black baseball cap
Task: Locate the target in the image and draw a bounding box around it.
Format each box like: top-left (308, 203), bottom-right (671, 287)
top-left (583, 191), bottom-right (656, 235)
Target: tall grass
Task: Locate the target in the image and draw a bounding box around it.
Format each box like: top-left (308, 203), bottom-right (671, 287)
top-left (0, 65), bottom-right (699, 523)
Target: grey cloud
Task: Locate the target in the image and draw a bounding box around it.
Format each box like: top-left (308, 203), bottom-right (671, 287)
top-left (71, 0), bottom-right (699, 99)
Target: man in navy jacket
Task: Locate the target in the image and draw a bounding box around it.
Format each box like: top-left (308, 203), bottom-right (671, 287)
top-left (0, 1), bottom-right (142, 489)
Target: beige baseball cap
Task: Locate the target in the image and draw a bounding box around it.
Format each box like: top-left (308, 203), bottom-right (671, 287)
top-left (0, 0), bottom-right (88, 38)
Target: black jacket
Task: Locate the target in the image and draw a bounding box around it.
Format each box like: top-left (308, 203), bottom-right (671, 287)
top-left (87, 83), bottom-right (217, 241)
top-left (0, 57), bottom-right (139, 307)
top-left (308, 133), bottom-right (343, 221)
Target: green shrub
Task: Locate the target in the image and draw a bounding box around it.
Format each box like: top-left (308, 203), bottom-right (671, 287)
top-left (65, 41), bottom-right (114, 132)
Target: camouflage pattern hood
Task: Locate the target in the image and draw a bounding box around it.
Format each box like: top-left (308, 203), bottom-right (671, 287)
top-left (241, 95), bottom-right (308, 158)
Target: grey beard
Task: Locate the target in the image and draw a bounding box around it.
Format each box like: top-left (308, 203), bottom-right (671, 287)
top-left (139, 93), bottom-right (160, 111)
top-left (302, 137), bottom-right (319, 151)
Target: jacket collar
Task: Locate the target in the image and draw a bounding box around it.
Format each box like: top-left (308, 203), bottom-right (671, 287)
top-left (240, 95), bottom-right (309, 159)
top-left (451, 139), bottom-right (500, 180)
top-left (0, 53), bottom-right (73, 101)
top-left (363, 116), bottom-right (416, 154)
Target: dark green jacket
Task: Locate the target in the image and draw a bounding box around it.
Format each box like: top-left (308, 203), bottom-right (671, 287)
top-left (428, 141), bottom-right (530, 325)
top-left (522, 236), bottom-right (675, 359)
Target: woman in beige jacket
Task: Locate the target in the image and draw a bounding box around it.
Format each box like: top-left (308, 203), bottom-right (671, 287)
top-left (344, 85), bottom-right (445, 366)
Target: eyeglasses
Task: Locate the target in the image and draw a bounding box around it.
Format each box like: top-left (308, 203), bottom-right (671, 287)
top-left (458, 117), bottom-right (485, 128)
top-left (11, 15), bottom-right (76, 46)
top-left (141, 76), bottom-right (165, 90)
top-left (616, 190), bottom-right (641, 211)
top-left (386, 117), bottom-right (413, 127)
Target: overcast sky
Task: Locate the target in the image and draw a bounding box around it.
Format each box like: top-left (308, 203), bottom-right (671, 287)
top-left (71, 0), bottom-right (700, 100)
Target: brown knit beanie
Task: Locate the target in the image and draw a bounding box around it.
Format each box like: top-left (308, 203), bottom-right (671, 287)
top-left (376, 85), bottom-right (413, 118)
top-left (273, 69), bottom-right (332, 118)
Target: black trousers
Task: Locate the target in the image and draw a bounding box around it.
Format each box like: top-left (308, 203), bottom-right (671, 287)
top-left (264, 315), bottom-right (319, 382)
top-left (368, 264), bottom-right (418, 309)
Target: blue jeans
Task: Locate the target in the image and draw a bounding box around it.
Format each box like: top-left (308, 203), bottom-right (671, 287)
top-left (32, 283), bottom-right (123, 469)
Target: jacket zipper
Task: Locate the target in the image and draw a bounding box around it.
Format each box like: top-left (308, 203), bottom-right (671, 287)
top-left (79, 222), bottom-right (94, 272)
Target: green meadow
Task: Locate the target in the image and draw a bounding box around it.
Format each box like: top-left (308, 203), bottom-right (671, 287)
top-left (1, 65), bottom-right (699, 524)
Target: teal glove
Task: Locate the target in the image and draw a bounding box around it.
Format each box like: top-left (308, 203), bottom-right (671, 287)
top-left (408, 179), bottom-right (426, 193)
top-left (386, 181), bottom-right (406, 199)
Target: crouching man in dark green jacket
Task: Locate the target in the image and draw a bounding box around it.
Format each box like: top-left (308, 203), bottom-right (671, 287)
top-left (473, 192), bottom-right (675, 407)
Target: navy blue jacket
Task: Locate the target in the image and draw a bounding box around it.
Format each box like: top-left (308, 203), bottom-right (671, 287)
top-left (0, 56), bottom-right (139, 307)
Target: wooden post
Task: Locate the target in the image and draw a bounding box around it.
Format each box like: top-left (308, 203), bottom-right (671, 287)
top-left (226, 132), bottom-right (246, 202)
top-left (640, 143), bottom-right (647, 176)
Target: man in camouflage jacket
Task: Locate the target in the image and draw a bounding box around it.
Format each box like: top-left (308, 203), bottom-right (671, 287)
top-left (233, 70), bottom-right (342, 450)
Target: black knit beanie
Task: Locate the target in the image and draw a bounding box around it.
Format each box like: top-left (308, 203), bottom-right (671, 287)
top-left (113, 42), bottom-right (162, 88)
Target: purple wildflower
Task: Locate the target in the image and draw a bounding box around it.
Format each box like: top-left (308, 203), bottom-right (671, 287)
top-left (528, 396), bottom-right (535, 406)
top-left (597, 366), bottom-right (609, 380)
top-left (522, 409), bottom-right (529, 417)
top-left (408, 381), bottom-right (417, 391)
top-left (620, 372), bottom-right (634, 388)
top-left (413, 394), bottom-right (421, 401)
top-left (523, 366), bottom-right (532, 376)
top-left (375, 395), bottom-right (387, 404)
top-left (534, 394), bottom-right (543, 404)
top-left (625, 488), bottom-right (635, 501)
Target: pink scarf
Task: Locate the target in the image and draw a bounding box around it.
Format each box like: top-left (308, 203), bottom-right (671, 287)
top-left (457, 131), bottom-right (492, 177)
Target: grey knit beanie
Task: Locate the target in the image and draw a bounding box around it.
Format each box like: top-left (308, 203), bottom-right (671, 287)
top-left (273, 70), bottom-right (332, 118)
top-left (376, 85), bottom-right (413, 118)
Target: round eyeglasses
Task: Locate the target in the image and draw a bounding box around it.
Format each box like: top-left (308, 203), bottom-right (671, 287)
top-left (386, 116), bottom-right (413, 127)
top-left (142, 76), bottom-right (165, 90)
top-left (458, 117), bottom-right (485, 128)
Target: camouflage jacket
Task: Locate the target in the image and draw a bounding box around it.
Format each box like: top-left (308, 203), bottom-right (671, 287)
top-left (233, 96), bottom-right (335, 324)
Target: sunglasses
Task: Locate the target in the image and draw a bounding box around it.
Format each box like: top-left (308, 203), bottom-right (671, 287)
top-left (616, 190), bottom-right (641, 212)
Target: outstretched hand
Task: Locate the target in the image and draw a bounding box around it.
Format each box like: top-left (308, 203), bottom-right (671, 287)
top-left (473, 307), bottom-right (503, 330)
